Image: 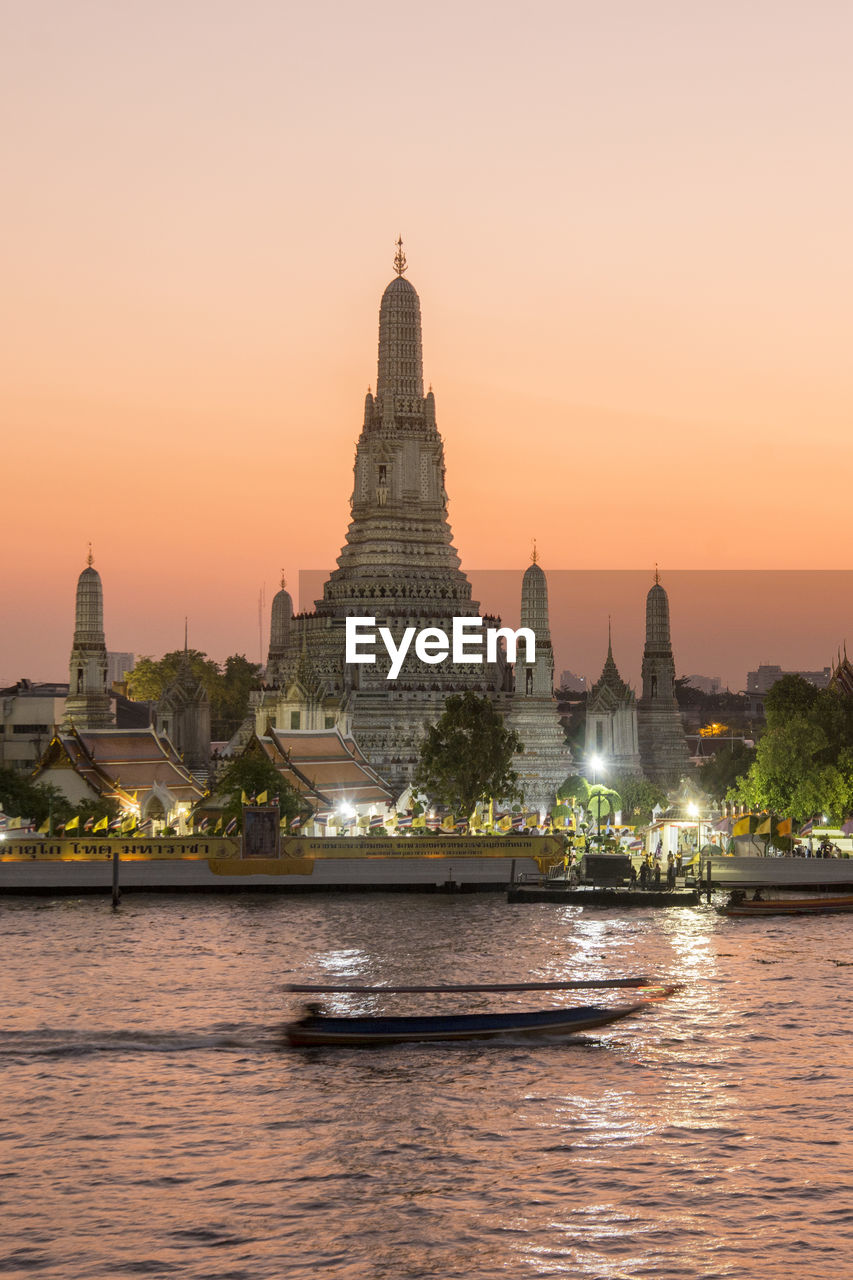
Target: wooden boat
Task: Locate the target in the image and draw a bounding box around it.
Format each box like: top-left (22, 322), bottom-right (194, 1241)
top-left (284, 978), bottom-right (677, 1047)
top-left (719, 892), bottom-right (853, 918)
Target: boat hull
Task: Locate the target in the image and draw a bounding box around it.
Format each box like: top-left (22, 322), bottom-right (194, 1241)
top-left (719, 894), bottom-right (853, 917)
top-left (285, 1001), bottom-right (647, 1046)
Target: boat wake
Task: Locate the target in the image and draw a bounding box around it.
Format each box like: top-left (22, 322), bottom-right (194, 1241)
top-left (0, 1023), bottom-right (279, 1060)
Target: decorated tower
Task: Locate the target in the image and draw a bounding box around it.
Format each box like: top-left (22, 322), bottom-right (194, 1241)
top-left (261, 242), bottom-right (508, 788)
top-left (267, 573), bottom-right (293, 671)
top-left (62, 548), bottom-right (114, 730)
top-left (636, 571), bottom-right (690, 784)
top-left (505, 546), bottom-right (572, 812)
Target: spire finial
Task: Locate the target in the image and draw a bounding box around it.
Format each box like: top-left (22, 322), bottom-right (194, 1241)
top-left (184, 617), bottom-right (188, 655)
top-left (281, 569), bottom-right (286, 591)
top-left (531, 539), bottom-right (538, 565)
top-left (393, 235), bottom-right (407, 277)
top-left (87, 542), bottom-right (93, 567)
top-left (608, 615), bottom-right (613, 658)
top-left (654, 562), bottom-right (660, 585)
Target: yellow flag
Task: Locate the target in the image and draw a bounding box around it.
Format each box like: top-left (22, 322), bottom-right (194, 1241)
top-left (732, 816), bottom-right (753, 837)
top-left (498, 815), bottom-right (512, 833)
top-left (413, 815), bottom-right (426, 829)
top-left (257, 791), bottom-right (268, 805)
top-left (776, 817), bottom-right (792, 837)
top-left (38, 819), bottom-right (50, 834)
top-left (241, 790), bottom-right (250, 805)
top-left (214, 817), bottom-right (223, 834)
top-left (64, 815), bottom-right (80, 832)
top-left (93, 815), bottom-right (109, 833)
top-left (441, 814), bottom-right (455, 832)
top-left (755, 817), bottom-right (772, 836)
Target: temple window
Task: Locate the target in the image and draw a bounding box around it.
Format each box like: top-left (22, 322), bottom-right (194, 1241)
top-left (290, 711), bottom-right (301, 729)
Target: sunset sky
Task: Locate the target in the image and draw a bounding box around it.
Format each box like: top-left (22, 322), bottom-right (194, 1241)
top-left (4, 1), bottom-right (853, 688)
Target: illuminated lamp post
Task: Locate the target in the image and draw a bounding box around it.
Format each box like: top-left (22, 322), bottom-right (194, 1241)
top-left (590, 754), bottom-right (604, 845)
top-left (687, 802), bottom-right (701, 864)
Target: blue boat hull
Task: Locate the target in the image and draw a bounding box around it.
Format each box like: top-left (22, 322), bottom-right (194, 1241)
top-left (286, 1001), bottom-right (647, 1046)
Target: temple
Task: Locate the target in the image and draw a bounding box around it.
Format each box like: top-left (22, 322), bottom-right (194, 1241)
top-left (584, 622), bottom-right (642, 776)
top-left (257, 245), bottom-right (509, 789)
top-left (637, 572), bottom-right (690, 784)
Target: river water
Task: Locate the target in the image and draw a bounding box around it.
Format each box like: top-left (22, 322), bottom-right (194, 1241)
top-left (0, 893), bottom-right (851, 1279)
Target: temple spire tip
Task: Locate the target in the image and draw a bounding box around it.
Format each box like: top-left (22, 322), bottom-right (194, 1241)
top-left (87, 542), bottom-right (93, 567)
top-left (393, 235), bottom-right (407, 277)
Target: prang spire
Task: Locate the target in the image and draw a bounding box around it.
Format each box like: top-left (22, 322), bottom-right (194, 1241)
top-left (376, 253), bottom-right (424, 403)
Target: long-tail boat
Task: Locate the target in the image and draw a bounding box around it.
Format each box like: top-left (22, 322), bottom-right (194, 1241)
top-left (284, 978), bottom-right (677, 1047)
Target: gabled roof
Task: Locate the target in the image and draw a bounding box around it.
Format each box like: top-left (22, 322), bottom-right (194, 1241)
top-left (250, 725), bottom-right (393, 807)
top-left (35, 726), bottom-right (203, 807)
top-left (588, 629), bottom-right (635, 712)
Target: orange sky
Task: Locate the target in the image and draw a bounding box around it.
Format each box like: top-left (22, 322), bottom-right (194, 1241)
top-left (3, 2), bottom-right (853, 687)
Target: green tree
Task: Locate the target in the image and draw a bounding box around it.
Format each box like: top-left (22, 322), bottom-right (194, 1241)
top-left (611, 773), bottom-right (668, 824)
top-left (217, 655), bottom-right (263, 736)
top-left (126, 649), bottom-right (262, 739)
top-left (210, 753), bottom-right (304, 832)
top-left (731, 683), bottom-right (853, 824)
top-left (126, 650), bottom-right (223, 704)
top-left (0, 769), bottom-right (119, 831)
top-left (764, 674), bottom-right (820, 728)
top-left (557, 774), bottom-right (591, 806)
top-left (697, 742), bottom-right (756, 801)
top-left (414, 692), bottom-right (522, 818)
top-left (587, 784), bottom-right (622, 825)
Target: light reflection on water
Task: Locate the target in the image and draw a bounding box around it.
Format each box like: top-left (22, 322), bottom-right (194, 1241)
top-left (0, 894), bottom-right (851, 1279)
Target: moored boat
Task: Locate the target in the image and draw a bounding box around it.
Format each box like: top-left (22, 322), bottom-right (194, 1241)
top-left (718, 891), bottom-right (853, 917)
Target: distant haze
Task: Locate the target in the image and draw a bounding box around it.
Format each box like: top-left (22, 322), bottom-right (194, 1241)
top-left (3, 4), bottom-right (853, 683)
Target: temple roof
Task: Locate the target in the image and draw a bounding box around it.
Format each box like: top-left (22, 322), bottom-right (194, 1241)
top-left (256, 726), bottom-right (393, 808)
top-left (588, 628), bottom-right (634, 710)
top-left (35, 726), bottom-right (204, 807)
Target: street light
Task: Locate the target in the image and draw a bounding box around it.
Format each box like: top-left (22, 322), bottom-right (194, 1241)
top-left (589, 755), bottom-right (604, 844)
top-left (687, 802), bottom-right (701, 864)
